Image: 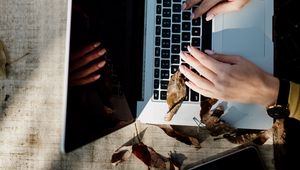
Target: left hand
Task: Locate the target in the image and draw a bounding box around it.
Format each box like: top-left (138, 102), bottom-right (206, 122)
top-left (69, 42), bottom-right (107, 86)
top-left (179, 46), bottom-right (279, 107)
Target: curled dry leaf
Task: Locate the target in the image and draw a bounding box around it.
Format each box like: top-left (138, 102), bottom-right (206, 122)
top-left (200, 98), bottom-right (271, 145)
top-left (0, 40), bottom-right (7, 79)
top-left (165, 71), bottom-right (186, 121)
top-left (111, 145), bottom-right (132, 166)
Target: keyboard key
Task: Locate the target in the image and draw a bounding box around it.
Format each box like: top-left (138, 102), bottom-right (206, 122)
top-left (161, 80), bottom-right (169, 89)
top-left (192, 18), bottom-right (201, 26)
top-left (171, 44), bottom-right (180, 53)
top-left (182, 12), bottom-right (191, 20)
top-left (172, 4), bottom-right (181, 12)
top-left (172, 14), bottom-right (181, 23)
top-left (172, 24), bottom-right (181, 33)
top-left (182, 32), bottom-right (190, 41)
top-left (157, 0), bottom-right (162, 4)
top-left (155, 37), bottom-right (161, 46)
top-left (171, 65), bottom-right (179, 74)
top-left (156, 5), bottom-right (162, 14)
top-left (162, 39), bottom-right (170, 48)
top-left (155, 58), bottom-right (160, 67)
top-left (192, 37), bottom-right (200, 47)
top-left (155, 47), bottom-right (160, 56)
top-left (154, 69), bottom-right (160, 78)
top-left (156, 16), bottom-right (161, 25)
top-left (160, 91), bottom-right (167, 100)
top-left (162, 18), bottom-right (171, 27)
top-left (163, 8), bottom-right (171, 17)
top-left (182, 22), bottom-right (191, 31)
top-left (156, 26), bottom-right (161, 35)
top-left (185, 87), bottom-right (189, 101)
top-left (192, 27), bottom-right (201, 36)
top-left (161, 49), bottom-right (170, 58)
top-left (191, 90), bottom-right (199, 101)
top-left (172, 34), bottom-right (180, 43)
top-left (161, 59), bottom-right (170, 69)
top-left (154, 79), bottom-right (159, 89)
top-left (154, 90), bottom-right (159, 99)
top-left (163, 0), bottom-right (171, 7)
top-left (161, 70), bottom-right (169, 79)
top-left (181, 42), bottom-right (190, 51)
top-left (171, 55), bottom-right (180, 64)
top-left (162, 29), bottom-right (171, 38)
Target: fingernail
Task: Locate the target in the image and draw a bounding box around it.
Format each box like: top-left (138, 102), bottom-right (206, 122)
top-left (181, 3), bottom-right (186, 10)
top-left (206, 14), bottom-right (214, 21)
top-left (94, 42), bottom-right (101, 47)
top-left (204, 49), bottom-right (215, 55)
top-left (98, 49), bottom-right (106, 55)
top-left (94, 74), bottom-right (101, 80)
top-left (187, 45), bottom-right (192, 52)
top-left (190, 13), bottom-right (195, 20)
top-left (98, 61), bottom-right (106, 68)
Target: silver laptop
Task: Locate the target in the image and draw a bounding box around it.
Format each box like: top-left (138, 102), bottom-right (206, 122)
top-left (137, 0), bottom-right (274, 129)
top-left (62, 0), bottom-right (274, 153)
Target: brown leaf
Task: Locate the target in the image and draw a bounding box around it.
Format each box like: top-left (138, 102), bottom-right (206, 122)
top-left (111, 145), bottom-right (132, 166)
top-left (0, 40), bottom-right (7, 79)
top-left (200, 97), bottom-right (218, 120)
top-left (165, 71), bottom-right (186, 121)
top-left (132, 142), bottom-right (167, 169)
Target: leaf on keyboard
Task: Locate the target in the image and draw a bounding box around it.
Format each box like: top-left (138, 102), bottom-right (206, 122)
top-left (165, 71), bottom-right (186, 121)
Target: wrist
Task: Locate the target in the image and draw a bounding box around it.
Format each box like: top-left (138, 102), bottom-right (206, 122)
top-left (261, 75), bottom-right (279, 108)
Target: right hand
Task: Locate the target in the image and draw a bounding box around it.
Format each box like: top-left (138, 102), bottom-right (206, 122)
top-left (69, 42), bottom-right (107, 86)
top-left (183, 0), bottom-right (250, 20)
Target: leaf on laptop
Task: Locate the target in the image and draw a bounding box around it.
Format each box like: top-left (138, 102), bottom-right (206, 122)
top-left (200, 99), bottom-right (271, 145)
top-left (165, 71), bottom-right (186, 121)
top-left (0, 40), bottom-right (7, 79)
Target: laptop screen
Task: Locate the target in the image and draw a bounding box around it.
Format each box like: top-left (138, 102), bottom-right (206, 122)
top-left (63, 0), bottom-right (144, 153)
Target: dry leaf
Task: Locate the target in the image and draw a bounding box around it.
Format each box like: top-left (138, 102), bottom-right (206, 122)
top-left (132, 142), bottom-right (167, 169)
top-left (0, 40), bottom-right (7, 79)
top-left (165, 71), bottom-right (186, 121)
top-left (111, 145), bottom-right (132, 166)
top-left (200, 98), bottom-right (271, 145)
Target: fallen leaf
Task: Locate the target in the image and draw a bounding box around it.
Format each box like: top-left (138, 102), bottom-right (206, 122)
top-left (0, 40), bottom-right (7, 79)
top-left (132, 142), bottom-right (167, 169)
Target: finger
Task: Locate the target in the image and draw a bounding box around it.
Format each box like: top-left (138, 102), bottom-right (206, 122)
top-left (179, 64), bottom-right (215, 91)
top-left (69, 74), bottom-right (101, 86)
top-left (180, 51), bottom-right (217, 81)
top-left (71, 42), bottom-right (101, 60)
top-left (185, 81), bottom-right (214, 98)
top-left (184, 0), bottom-right (202, 10)
top-left (70, 60), bottom-right (106, 80)
top-left (204, 49), bottom-right (240, 64)
top-left (205, 0), bottom-right (250, 21)
top-left (70, 48), bottom-right (106, 72)
top-left (187, 46), bottom-right (224, 73)
top-left (192, 0), bottom-right (222, 19)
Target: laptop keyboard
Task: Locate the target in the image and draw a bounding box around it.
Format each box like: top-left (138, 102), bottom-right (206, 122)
top-left (153, 0), bottom-right (201, 102)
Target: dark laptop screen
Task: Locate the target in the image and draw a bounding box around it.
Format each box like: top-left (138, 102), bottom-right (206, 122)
top-left (64, 0), bottom-right (144, 153)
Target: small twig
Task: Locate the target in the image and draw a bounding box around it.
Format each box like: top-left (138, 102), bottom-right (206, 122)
top-left (6, 52), bottom-right (30, 65)
top-left (134, 123), bottom-right (141, 143)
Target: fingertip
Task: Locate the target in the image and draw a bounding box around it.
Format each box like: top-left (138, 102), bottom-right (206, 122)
top-left (181, 3), bottom-right (187, 10)
top-left (94, 74), bottom-right (101, 80)
top-left (94, 42), bottom-right (101, 48)
top-left (205, 14), bottom-right (214, 21)
top-left (204, 49), bottom-right (215, 55)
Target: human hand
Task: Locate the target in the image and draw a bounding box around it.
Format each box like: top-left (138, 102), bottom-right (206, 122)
top-left (69, 42), bottom-right (107, 86)
top-left (183, 0), bottom-right (250, 20)
top-left (179, 46), bottom-right (279, 107)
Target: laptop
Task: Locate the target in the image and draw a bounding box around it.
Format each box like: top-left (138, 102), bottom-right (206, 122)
top-left (62, 0), bottom-right (274, 153)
